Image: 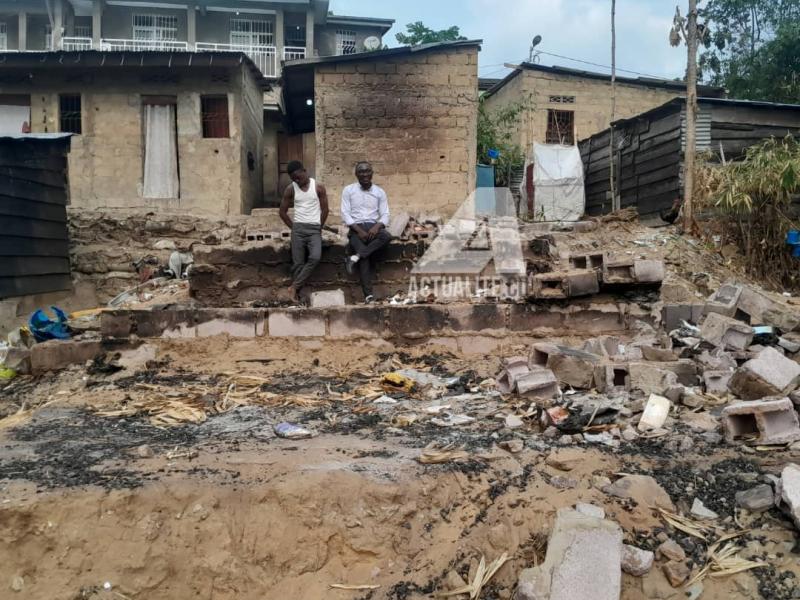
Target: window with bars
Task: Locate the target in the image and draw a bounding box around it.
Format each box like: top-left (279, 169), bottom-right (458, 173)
top-left (0, 23), bottom-right (6, 51)
top-left (45, 24), bottom-right (53, 50)
top-left (59, 94), bottom-right (82, 134)
top-left (230, 18), bottom-right (273, 47)
top-left (548, 95), bottom-right (576, 104)
top-left (201, 96), bottom-right (229, 138)
top-left (75, 22), bottom-right (92, 38)
top-left (285, 23), bottom-right (306, 47)
top-left (545, 109), bottom-right (575, 145)
top-left (133, 14), bottom-right (178, 41)
top-left (336, 30), bottom-right (357, 55)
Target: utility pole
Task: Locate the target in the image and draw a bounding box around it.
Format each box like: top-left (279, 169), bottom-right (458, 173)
top-left (671, 2), bottom-right (699, 231)
top-left (683, 0), bottom-right (698, 232)
top-left (609, 0), bottom-right (617, 211)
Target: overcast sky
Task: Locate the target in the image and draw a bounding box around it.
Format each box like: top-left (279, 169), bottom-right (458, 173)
top-left (332, 0), bottom-right (688, 81)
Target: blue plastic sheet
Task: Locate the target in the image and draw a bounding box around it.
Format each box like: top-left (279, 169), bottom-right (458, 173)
top-left (29, 306), bottom-right (71, 342)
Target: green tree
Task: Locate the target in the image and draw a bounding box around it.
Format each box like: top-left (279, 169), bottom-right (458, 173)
top-left (477, 95), bottom-right (534, 186)
top-left (698, 0), bottom-right (800, 101)
top-left (395, 21), bottom-right (467, 45)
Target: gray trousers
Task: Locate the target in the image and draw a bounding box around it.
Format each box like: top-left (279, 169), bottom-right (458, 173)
top-left (291, 222), bottom-right (322, 289)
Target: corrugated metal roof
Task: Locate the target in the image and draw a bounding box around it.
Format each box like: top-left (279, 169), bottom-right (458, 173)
top-left (0, 133), bottom-right (73, 141)
top-left (282, 39), bottom-right (482, 70)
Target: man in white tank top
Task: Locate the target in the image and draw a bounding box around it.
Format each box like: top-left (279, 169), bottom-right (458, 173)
top-left (279, 161), bottom-right (329, 302)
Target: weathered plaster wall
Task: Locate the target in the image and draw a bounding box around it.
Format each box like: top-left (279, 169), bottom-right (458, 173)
top-left (314, 46), bottom-right (479, 219)
top-left (8, 65), bottom-right (262, 215)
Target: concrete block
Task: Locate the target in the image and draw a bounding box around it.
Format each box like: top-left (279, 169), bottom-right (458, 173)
top-left (602, 257), bottom-right (635, 284)
top-left (100, 311), bottom-right (135, 337)
top-left (568, 252), bottom-right (604, 272)
top-left (633, 259), bottom-right (665, 283)
top-left (536, 346), bottom-right (601, 389)
top-left (328, 306), bottom-right (386, 338)
top-left (729, 347), bottom-right (800, 399)
top-left (497, 362), bottom-right (531, 394)
top-left (531, 272), bottom-right (569, 299)
top-left (310, 289), bottom-right (346, 308)
top-left (662, 303), bottom-right (705, 331)
top-left (703, 370), bottom-right (733, 395)
top-left (593, 364), bottom-right (630, 393)
top-left (516, 367), bottom-right (559, 399)
top-left (447, 303), bottom-right (506, 332)
top-left (546, 509), bottom-right (623, 600)
top-left (640, 346), bottom-right (677, 362)
top-left (30, 339), bottom-right (103, 374)
top-left (779, 463), bottom-right (800, 529)
top-left (195, 309), bottom-right (259, 338)
top-left (628, 362), bottom-right (678, 394)
top-left (387, 305), bottom-right (447, 338)
top-left (565, 270), bottom-right (600, 297)
top-left (722, 397), bottom-right (800, 445)
top-left (704, 283), bottom-right (742, 317)
top-left (700, 312), bottom-right (753, 350)
top-left (581, 336), bottom-right (623, 357)
top-left (267, 310), bottom-right (326, 337)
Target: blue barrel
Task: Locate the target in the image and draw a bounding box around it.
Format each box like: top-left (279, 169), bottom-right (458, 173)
top-left (793, 245), bottom-right (800, 258)
top-left (476, 164), bottom-right (495, 188)
top-left (787, 230), bottom-right (800, 245)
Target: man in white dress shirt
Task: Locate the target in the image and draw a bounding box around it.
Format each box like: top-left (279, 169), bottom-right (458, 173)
top-left (340, 161), bottom-right (392, 303)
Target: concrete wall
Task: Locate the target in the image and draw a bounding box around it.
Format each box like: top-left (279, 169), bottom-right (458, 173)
top-left (484, 69), bottom-right (681, 152)
top-left (314, 46), bottom-right (479, 219)
top-left (6, 65), bottom-right (262, 215)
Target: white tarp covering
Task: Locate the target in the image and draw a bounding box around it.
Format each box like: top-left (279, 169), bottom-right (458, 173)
top-left (0, 105), bottom-right (31, 135)
top-left (143, 104), bottom-right (180, 199)
top-left (523, 142), bottom-right (586, 222)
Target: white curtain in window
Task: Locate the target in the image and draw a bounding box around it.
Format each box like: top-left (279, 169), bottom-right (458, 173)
top-left (0, 105), bottom-right (30, 134)
top-left (143, 104), bottom-right (179, 199)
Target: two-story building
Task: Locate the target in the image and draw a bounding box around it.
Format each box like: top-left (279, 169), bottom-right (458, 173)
top-left (0, 0), bottom-right (393, 213)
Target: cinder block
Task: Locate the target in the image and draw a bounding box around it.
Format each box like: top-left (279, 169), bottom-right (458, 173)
top-left (729, 346), bottom-right (800, 399)
top-left (593, 364), bottom-right (630, 393)
top-left (516, 367), bottom-right (560, 399)
top-left (633, 259), bottom-right (665, 284)
top-left (531, 272), bottom-right (569, 299)
top-left (508, 304), bottom-right (565, 331)
top-left (310, 289), bottom-right (346, 308)
top-left (31, 339), bottom-right (103, 374)
top-left (628, 362), bottom-right (678, 394)
top-left (195, 309), bottom-right (259, 338)
top-left (497, 362), bottom-right (532, 394)
top-left (529, 344), bottom-right (601, 389)
top-left (328, 306), bottom-right (386, 338)
top-left (568, 252), bottom-right (604, 272)
top-left (387, 305), bottom-right (447, 338)
top-left (700, 312), bottom-right (754, 350)
top-left (101, 311), bottom-right (134, 337)
top-left (722, 397), bottom-right (800, 445)
top-left (704, 283), bottom-right (743, 318)
top-left (267, 310), bottom-right (326, 337)
top-left (661, 303), bottom-right (705, 331)
top-left (565, 271), bottom-right (600, 297)
top-left (602, 257), bottom-right (635, 284)
top-left (447, 303), bottom-right (506, 332)
top-left (703, 370), bottom-right (733, 395)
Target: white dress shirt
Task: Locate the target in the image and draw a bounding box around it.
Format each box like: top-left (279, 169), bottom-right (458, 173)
top-left (341, 183), bottom-right (390, 226)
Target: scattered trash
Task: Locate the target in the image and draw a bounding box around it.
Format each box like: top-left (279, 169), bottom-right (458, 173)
top-left (381, 372), bottom-right (416, 394)
top-left (274, 422), bottom-right (317, 439)
top-left (638, 394), bottom-right (671, 432)
top-left (435, 553), bottom-right (509, 598)
top-left (417, 443), bottom-right (468, 464)
top-left (431, 414), bottom-right (475, 427)
top-left (28, 306), bottom-right (70, 342)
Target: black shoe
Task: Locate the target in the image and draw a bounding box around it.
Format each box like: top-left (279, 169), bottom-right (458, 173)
top-left (345, 255), bottom-right (354, 275)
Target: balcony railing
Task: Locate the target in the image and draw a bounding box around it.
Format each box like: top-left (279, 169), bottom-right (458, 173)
top-left (99, 38), bottom-right (189, 52)
top-left (42, 37), bottom-right (280, 77)
top-left (61, 36), bottom-right (93, 51)
top-left (283, 46), bottom-right (306, 61)
top-left (195, 42), bottom-right (277, 77)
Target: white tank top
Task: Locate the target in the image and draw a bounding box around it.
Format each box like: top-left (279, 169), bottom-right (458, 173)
top-left (292, 178), bottom-right (321, 224)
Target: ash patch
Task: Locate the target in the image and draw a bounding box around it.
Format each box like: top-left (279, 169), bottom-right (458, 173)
top-left (0, 408), bottom-right (198, 489)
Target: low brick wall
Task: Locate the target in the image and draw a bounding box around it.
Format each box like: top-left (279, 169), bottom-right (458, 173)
top-left (101, 300), bottom-right (656, 351)
top-left (189, 240), bottom-right (429, 305)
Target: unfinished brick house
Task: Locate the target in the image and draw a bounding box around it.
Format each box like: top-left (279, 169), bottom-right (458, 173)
top-left (0, 0), bottom-right (394, 211)
top-left (482, 63), bottom-right (725, 151)
top-left (0, 51), bottom-right (266, 214)
top-left (280, 40), bottom-right (481, 219)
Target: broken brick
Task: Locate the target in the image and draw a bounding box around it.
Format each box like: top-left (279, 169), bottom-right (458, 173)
top-left (728, 346), bottom-right (800, 399)
top-left (700, 312), bottom-right (754, 351)
top-left (722, 397), bottom-right (800, 445)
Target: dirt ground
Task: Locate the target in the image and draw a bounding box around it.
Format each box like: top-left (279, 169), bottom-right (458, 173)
top-left (3, 220), bottom-right (800, 599)
top-left (1, 335), bottom-right (800, 600)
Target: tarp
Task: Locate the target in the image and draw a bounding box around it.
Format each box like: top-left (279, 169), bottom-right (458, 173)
top-left (521, 142), bottom-right (586, 222)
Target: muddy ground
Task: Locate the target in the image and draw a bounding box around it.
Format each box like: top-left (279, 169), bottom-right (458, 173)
top-left (2, 336), bottom-right (800, 600)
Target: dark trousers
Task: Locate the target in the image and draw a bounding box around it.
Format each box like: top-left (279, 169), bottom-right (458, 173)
top-left (348, 222), bottom-right (392, 297)
top-left (291, 223), bottom-right (322, 289)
